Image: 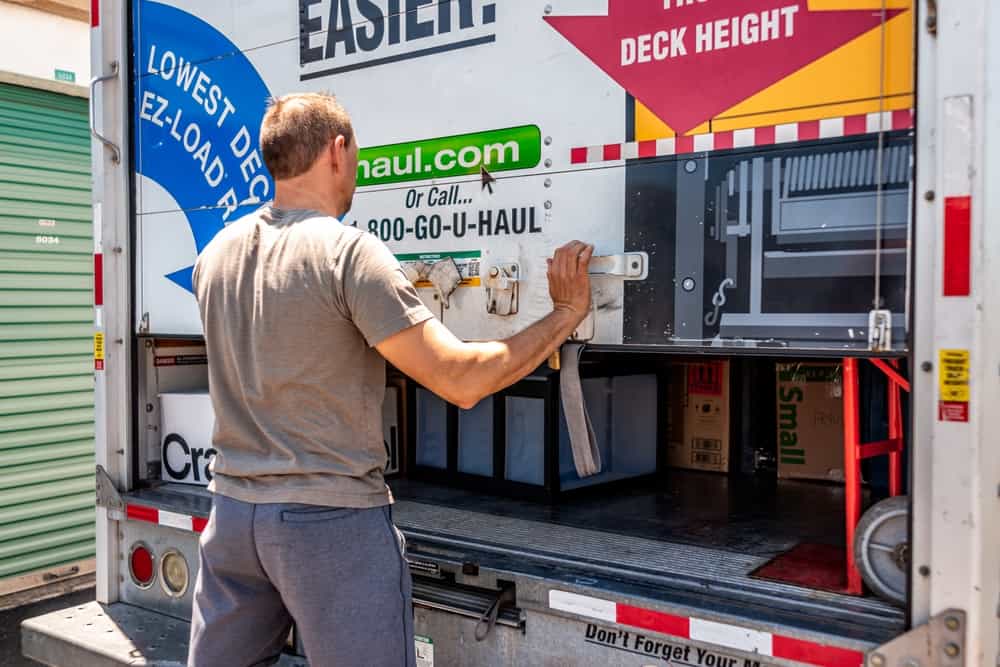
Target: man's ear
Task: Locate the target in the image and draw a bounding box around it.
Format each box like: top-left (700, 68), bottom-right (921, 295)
top-left (331, 135), bottom-right (346, 169)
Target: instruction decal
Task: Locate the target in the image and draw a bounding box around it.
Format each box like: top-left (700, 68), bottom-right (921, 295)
top-left (938, 349), bottom-right (970, 422)
top-left (396, 250), bottom-right (482, 288)
top-left (583, 624), bottom-right (765, 667)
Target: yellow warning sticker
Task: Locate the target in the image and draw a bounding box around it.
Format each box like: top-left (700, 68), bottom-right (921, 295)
top-left (938, 349), bottom-right (969, 402)
top-left (94, 332), bottom-right (105, 371)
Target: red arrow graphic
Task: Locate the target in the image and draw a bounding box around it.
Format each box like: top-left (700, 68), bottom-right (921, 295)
top-left (545, 1), bottom-right (901, 135)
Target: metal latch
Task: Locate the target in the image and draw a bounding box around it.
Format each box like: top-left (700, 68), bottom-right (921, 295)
top-left (867, 609), bottom-right (965, 667)
top-left (869, 309), bottom-right (892, 352)
top-left (588, 252), bottom-right (648, 280)
top-left (485, 263), bottom-right (519, 316)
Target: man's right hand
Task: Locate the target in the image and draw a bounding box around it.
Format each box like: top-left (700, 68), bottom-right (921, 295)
top-left (547, 241), bottom-right (594, 323)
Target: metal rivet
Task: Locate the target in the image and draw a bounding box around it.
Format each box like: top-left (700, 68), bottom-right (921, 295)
top-left (146, 403), bottom-right (154, 413)
top-left (870, 654), bottom-right (885, 667)
top-left (544, 201), bottom-right (553, 210)
top-left (919, 565), bottom-right (931, 577)
top-left (544, 4), bottom-right (552, 14)
top-left (681, 277), bottom-right (696, 292)
top-left (113, 246), bottom-right (123, 254)
top-left (544, 158), bottom-right (553, 168)
top-left (544, 178), bottom-right (552, 188)
top-left (631, 261), bottom-right (639, 270)
top-left (924, 190), bottom-right (935, 201)
top-left (945, 616), bottom-right (960, 631)
top-left (943, 643), bottom-right (960, 658)
top-left (544, 136), bottom-right (552, 146)
top-left (921, 361), bottom-right (933, 372)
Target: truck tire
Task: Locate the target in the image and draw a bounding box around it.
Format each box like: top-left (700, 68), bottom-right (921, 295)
top-left (853, 495), bottom-right (909, 606)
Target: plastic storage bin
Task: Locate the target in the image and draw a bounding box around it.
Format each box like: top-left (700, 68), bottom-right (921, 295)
top-left (408, 365), bottom-right (662, 500)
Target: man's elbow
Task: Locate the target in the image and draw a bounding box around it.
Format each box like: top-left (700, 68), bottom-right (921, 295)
top-left (445, 388), bottom-right (487, 411)
top-left (436, 379), bottom-right (488, 411)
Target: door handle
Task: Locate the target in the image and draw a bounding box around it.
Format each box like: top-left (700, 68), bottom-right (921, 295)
top-left (588, 252), bottom-right (648, 280)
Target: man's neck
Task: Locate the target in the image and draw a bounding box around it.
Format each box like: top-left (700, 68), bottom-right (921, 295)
top-left (271, 180), bottom-right (345, 219)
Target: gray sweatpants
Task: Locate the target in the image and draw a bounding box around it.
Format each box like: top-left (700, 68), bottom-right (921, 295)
top-left (188, 494), bottom-right (415, 667)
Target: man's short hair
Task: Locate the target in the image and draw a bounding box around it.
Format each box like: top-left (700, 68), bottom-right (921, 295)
top-left (260, 93), bottom-right (354, 180)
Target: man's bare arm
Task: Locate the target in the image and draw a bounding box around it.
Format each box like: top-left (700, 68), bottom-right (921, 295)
top-left (376, 241), bottom-right (594, 409)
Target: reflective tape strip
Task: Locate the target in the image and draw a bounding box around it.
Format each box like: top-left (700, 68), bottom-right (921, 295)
top-left (690, 617), bottom-right (772, 654)
top-left (91, 0), bottom-right (98, 27)
top-left (94, 253), bottom-right (103, 306)
top-left (548, 589), bottom-right (865, 667)
top-left (570, 112), bottom-right (915, 164)
top-left (158, 510), bottom-right (193, 531)
top-left (549, 590), bottom-right (616, 623)
top-left (125, 504), bottom-right (207, 534)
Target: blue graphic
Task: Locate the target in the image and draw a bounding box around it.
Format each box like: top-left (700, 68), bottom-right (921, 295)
top-left (134, 1), bottom-right (273, 293)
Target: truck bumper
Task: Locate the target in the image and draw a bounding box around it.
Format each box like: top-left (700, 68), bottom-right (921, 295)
top-left (21, 601), bottom-right (306, 667)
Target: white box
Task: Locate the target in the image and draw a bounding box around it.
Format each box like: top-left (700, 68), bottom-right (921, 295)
top-left (159, 391), bottom-right (217, 486)
top-left (160, 389), bottom-right (402, 485)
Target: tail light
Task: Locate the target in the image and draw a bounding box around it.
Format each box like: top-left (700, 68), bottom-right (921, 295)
top-left (160, 549), bottom-right (190, 597)
top-left (128, 542), bottom-right (155, 589)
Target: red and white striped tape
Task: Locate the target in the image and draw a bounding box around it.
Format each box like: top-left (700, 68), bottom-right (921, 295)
top-left (126, 504), bottom-right (208, 533)
top-left (549, 590), bottom-right (865, 667)
top-left (570, 110), bottom-right (914, 165)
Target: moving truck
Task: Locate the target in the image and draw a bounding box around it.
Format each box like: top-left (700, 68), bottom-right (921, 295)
top-left (21, 1), bottom-right (1000, 665)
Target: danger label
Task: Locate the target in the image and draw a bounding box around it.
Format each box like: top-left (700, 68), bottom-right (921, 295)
top-left (938, 349), bottom-right (969, 422)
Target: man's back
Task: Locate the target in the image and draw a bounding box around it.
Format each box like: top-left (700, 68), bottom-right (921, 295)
top-left (193, 205), bottom-right (432, 508)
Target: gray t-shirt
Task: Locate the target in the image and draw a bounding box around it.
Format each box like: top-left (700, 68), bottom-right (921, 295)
top-left (192, 206), bottom-right (433, 508)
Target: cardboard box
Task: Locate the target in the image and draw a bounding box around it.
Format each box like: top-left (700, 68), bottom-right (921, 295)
top-left (666, 361), bottom-right (730, 473)
top-left (776, 363), bottom-right (845, 482)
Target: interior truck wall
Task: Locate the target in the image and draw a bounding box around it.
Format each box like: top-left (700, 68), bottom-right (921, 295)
top-left (911, 0), bottom-right (1000, 663)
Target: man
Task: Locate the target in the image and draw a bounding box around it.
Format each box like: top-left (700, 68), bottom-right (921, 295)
top-left (188, 92), bottom-right (594, 666)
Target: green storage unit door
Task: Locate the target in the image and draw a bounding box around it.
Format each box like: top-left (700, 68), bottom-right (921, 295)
top-left (0, 82), bottom-right (95, 580)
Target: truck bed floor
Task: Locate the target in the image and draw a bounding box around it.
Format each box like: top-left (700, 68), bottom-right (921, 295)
top-left (390, 473), bottom-right (904, 641)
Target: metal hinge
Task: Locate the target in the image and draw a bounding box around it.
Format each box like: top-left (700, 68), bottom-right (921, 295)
top-left (138, 312), bottom-right (150, 334)
top-left (867, 609), bottom-right (965, 667)
top-left (869, 309), bottom-right (892, 352)
top-left (95, 464), bottom-right (124, 513)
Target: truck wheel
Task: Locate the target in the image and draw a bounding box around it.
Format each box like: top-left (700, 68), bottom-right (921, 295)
top-left (853, 495), bottom-right (909, 606)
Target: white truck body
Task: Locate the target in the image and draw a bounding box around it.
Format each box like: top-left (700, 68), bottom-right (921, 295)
top-left (20, 1), bottom-right (1000, 665)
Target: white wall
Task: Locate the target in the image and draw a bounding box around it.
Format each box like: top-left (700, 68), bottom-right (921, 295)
top-left (0, 2), bottom-right (90, 84)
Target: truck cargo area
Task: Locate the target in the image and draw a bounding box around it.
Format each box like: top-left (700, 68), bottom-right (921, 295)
top-left (125, 337), bottom-right (910, 652)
